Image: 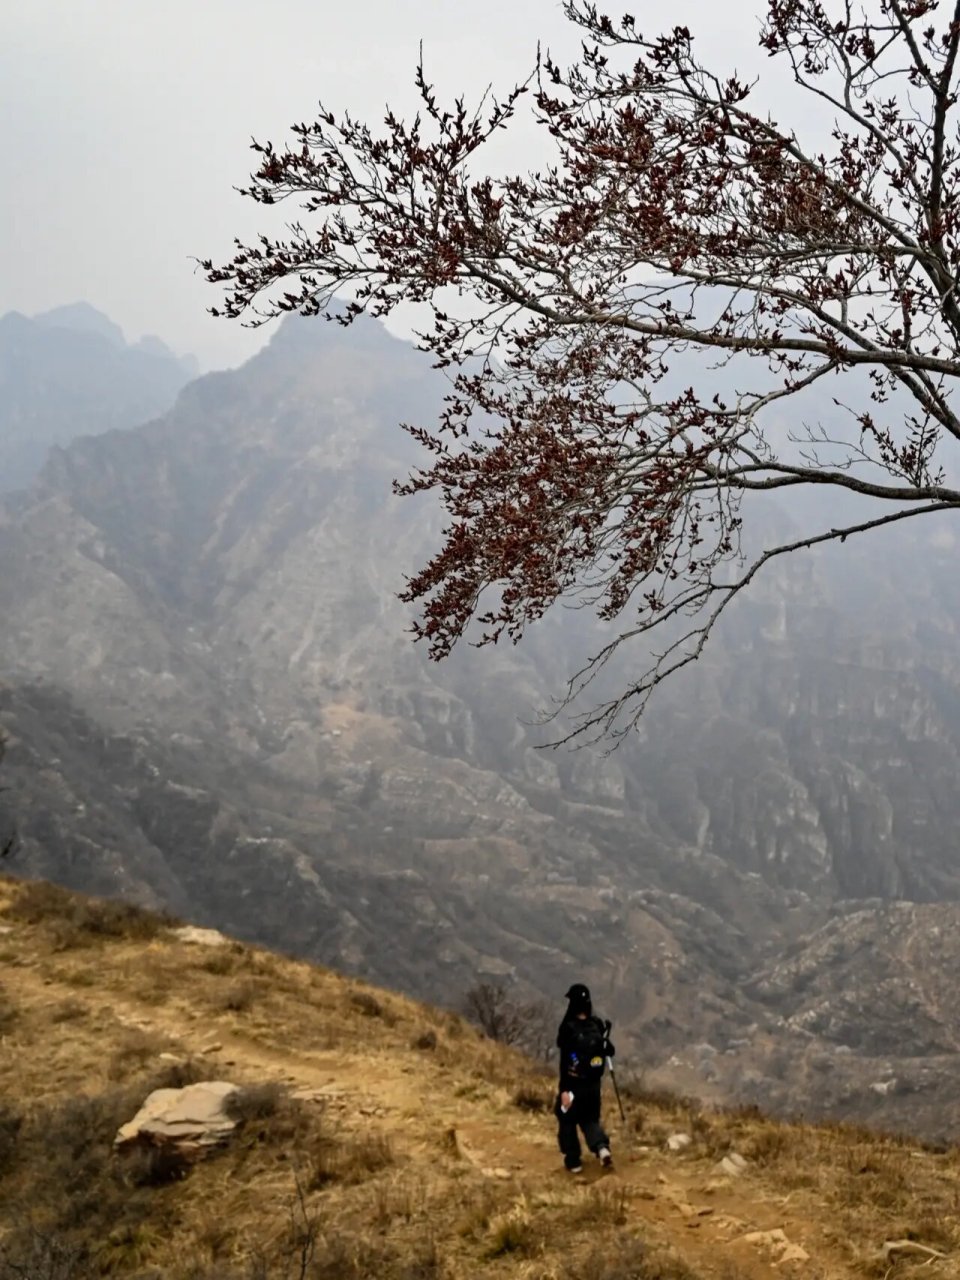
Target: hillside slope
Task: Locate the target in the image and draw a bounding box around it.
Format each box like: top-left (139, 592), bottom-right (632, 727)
top-left (0, 876), bottom-right (956, 1280)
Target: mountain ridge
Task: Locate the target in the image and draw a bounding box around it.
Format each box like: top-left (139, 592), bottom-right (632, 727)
top-left (0, 303), bottom-right (196, 493)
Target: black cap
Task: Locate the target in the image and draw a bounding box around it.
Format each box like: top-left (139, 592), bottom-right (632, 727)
top-left (565, 984), bottom-right (591, 1002)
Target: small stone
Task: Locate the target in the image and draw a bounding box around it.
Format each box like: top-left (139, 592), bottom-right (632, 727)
top-left (158, 1053), bottom-right (183, 1064)
top-left (779, 1244), bottom-right (810, 1265)
top-left (666, 1133), bottom-right (693, 1152)
top-left (716, 1153), bottom-right (748, 1177)
top-left (202, 1043), bottom-right (222, 1054)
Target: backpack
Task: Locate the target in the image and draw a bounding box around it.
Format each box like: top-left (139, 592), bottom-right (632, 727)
top-left (563, 1016), bottom-right (608, 1080)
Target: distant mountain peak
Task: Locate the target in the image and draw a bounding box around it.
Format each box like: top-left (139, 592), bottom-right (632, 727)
top-left (34, 301), bottom-right (126, 348)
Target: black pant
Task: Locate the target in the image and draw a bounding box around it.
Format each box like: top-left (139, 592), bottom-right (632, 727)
top-left (555, 1081), bottom-right (609, 1169)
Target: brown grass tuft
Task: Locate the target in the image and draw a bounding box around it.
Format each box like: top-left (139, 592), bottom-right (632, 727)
top-left (350, 989), bottom-right (386, 1018)
top-left (6, 879), bottom-right (174, 947)
top-left (512, 1083), bottom-right (551, 1113)
top-left (308, 1131), bottom-right (395, 1190)
top-left (226, 1082), bottom-right (286, 1124)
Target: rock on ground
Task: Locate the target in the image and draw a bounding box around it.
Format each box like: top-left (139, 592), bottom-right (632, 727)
top-left (115, 1081), bottom-right (239, 1155)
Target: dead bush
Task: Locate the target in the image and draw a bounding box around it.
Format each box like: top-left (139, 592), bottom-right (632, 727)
top-left (48, 999), bottom-right (86, 1025)
top-left (227, 1082), bottom-right (286, 1125)
top-left (462, 982), bottom-right (557, 1058)
top-left (217, 981), bottom-right (257, 1013)
top-left (412, 1029), bottom-right (437, 1051)
top-left (5, 878), bottom-right (74, 923)
top-left (741, 1124), bottom-right (793, 1166)
top-left (564, 1235), bottom-right (701, 1280)
top-left (483, 1200), bottom-right (538, 1260)
top-left (512, 1083), bottom-right (551, 1113)
top-left (8, 880), bottom-right (173, 946)
top-left (309, 1131), bottom-right (395, 1189)
top-left (107, 1030), bottom-right (169, 1082)
top-left (150, 1058), bottom-right (210, 1090)
top-left (350, 990), bottom-right (385, 1019)
top-left (118, 1142), bottom-right (192, 1187)
top-left (565, 1186), bottom-right (630, 1231)
top-left (0, 1103), bottom-right (22, 1178)
top-left (199, 950), bottom-right (237, 976)
top-left (0, 1227), bottom-right (88, 1280)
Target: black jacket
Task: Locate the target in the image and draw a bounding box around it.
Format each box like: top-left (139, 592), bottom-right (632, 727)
top-left (556, 1014), bottom-right (614, 1089)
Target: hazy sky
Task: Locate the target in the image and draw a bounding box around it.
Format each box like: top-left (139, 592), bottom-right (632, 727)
top-left (2, 1), bottom-right (768, 372)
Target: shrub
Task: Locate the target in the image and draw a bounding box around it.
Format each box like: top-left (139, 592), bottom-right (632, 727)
top-left (350, 991), bottom-right (385, 1019)
top-left (309, 1132), bottom-right (394, 1189)
top-left (563, 1237), bottom-right (703, 1280)
top-left (484, 1201), bottom-right (536, 1259)
top-left (8, 880), bottom-right (173, 946)
top-left (119, 1142), bottom-right (192, 1187)
top-left (48, 999), bottom-right (86, 1025)
top-left (199, 950), bottom-right (237, 976)
top-left (512, 1084), bottom-right (550, 1113)
top-left (227, 1083), bottom-right (286, 1124)
top-left (107, 1030), bottom-right (170, 1082)
top-left (150, 1058), bottom-right (210, 1090)
top-left (217, 981), bottom-right (257, 1013)
top-left (0, 1227), bottom-right (87, 1280)
top-left (412, 1030), bottom-right (437, 1051)
top-left (0, 1103), bottom-right (22, 1178)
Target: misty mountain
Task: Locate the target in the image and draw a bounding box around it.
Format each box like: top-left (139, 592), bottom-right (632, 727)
top-left (3, 313), bottom-right (960, 1137)
top-left (0, 303), bottom-right (197, 492)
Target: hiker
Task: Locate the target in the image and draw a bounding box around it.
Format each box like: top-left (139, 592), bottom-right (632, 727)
top-left (555, 983), bottom-right (614, 1173)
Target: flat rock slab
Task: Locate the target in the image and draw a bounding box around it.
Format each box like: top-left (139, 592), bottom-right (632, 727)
top-left (170, 925), bottom-right (229, 947)
top-left (115, 1081), bottom-right (239, 1151)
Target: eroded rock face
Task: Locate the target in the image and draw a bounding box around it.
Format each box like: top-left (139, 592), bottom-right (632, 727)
top-left (4, 313), bottom-right (960, 1137)
top-left (114, 1082), bottom-right (239, 1155)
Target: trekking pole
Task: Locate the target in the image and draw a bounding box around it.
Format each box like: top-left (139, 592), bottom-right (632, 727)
top-left (604, 1019), bottom-right (626, 1123)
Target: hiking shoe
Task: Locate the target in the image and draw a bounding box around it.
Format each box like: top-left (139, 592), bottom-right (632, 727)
top-left (566, 1164), bottom-right (584, 1174)
top-left (598, 1146), bottom-right (613, 1168)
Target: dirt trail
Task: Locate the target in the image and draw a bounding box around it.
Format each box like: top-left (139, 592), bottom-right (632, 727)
top-left (4, 951), bottom-right (855, 1280)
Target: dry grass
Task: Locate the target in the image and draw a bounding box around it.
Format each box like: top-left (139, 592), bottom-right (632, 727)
top-left (2, 873), bottom-right (959, 1280)
top-left (562, 1236), bottom-right (703, 1280)
top-left (7, 877), bottom-right (175, 947)
top-left (512, 1082), bottom-right (552, 1113)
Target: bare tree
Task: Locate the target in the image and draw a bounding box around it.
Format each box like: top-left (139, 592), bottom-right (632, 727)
top-left (463, 982), bottom-right (554, 1058)
top-left (464, 981), bottom-right (527, 1045)
top-left (204, 0), bottom-right (960, 741)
